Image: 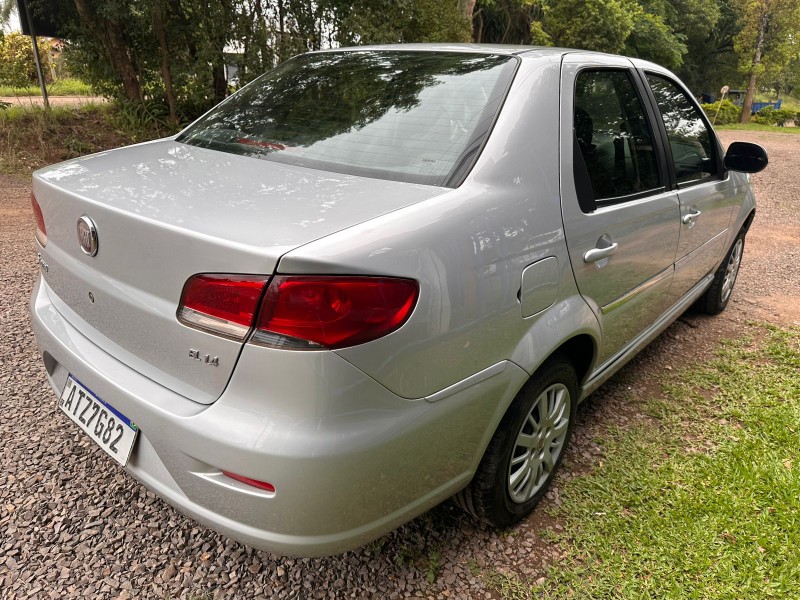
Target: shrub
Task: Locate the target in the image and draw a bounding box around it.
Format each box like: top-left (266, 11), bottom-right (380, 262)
top-left (753, 106), bottom-right (775, 125)
top-left (753, 107), bottom-right (796, 126)
top-left (700, 99), bottom-right (741, 125)
top-left (0, 32), bottom-right (52, 88)
top-left (770, 109), bottom-right (795, 126)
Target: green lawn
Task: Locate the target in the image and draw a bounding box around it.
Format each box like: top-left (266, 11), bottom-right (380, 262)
top-left (716, 123), bottom-right (800, 134)
top-left (483, 324), bottom-right (800, 599)
top-left (754, 93), bottom-right (800, 113)
top-left (0, 78), bottom-right (94, 97)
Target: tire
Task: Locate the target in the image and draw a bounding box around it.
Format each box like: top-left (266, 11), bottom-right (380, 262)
top-left (454, 358), bottom-right (577, 528)
top-left (700, 232), bottom-right (745, 315)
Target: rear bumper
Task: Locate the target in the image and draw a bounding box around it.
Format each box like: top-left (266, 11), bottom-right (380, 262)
top-left (30, 274), bottom-right (527, 556)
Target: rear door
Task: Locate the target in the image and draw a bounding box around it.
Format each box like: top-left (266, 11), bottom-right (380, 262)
top-left (559, 53), bottom-right (681, 365)
top-left (640, 71), bottom-right (738, 295)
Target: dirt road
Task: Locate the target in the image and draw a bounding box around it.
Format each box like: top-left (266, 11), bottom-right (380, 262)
top-left (0, 130), bottom-right (797, 598)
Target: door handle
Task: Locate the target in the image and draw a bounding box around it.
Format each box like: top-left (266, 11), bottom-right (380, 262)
top-left (584, 241), bottom-right (619, 263)
top-left (682, 209), bottom-right (702, 224)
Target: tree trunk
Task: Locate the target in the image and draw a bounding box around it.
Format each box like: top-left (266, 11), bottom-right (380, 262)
top-left (277, 0), bottom-right (285, 62)
top-left (458, 0), bottom-right (477, 20)
top-left (206, 0), bottom-right (229, 104)
top-left (253, 0), bottom-right (271, 70)
top-left (73, 0), bottom-right (142, 101)
top-left (212, 59), bottom-right (227, 103)
top-left (740, 6), bottom-right (769, 123)
top-left (458, 0), bottom-right (478, 40)
top-left (153, 0), bottom-right (178, 124)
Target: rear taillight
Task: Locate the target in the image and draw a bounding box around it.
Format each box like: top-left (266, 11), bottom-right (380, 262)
top-left (177, 274), bottom-right (268, 340)
top-left (31, 194), bottom-right (46, 247)
top-left (250, 275), bottom-right (418, 350)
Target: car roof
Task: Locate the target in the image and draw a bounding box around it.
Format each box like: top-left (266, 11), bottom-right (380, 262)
top-left (309, 44), bottom-right (658, 65)
top-left (310, 43), bottom-right (572, 59)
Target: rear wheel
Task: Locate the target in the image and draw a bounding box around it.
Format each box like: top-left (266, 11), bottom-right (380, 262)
top-left (700, 233), bottom-right (745, 315)
top-left (454, 358), bottom-right (577, 528)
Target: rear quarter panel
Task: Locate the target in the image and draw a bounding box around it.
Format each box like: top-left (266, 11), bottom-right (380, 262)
top-left (278, 56), bottom-right (600, 400)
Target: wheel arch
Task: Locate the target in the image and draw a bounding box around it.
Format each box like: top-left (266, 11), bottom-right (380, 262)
top-left (549, 334), bottom-right (595, 385)
top-left (741, 208), bottom-right (756, 234)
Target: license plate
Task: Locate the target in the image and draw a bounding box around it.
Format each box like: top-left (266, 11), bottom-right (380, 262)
top-left (59, 375), bottom-right (138, 467)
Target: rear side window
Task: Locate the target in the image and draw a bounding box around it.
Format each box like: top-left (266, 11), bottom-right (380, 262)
top-left (177, 51), bottom-right (518, 187)
top-left (574, 69), bottom-right (662, 204)
top-left (646, 74), bottom-right (718, 185)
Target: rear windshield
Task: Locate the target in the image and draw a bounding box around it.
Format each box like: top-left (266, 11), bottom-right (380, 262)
top-left (177, 51), bottom-right (517, 187)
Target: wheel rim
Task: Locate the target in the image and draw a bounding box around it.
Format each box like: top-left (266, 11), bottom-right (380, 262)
top-left (507, 383), bottom-right (571, 504)
top-left (721, 238), bottom-right (743, 304)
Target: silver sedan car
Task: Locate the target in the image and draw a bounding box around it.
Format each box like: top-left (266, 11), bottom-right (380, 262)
top-left (30, 45), bottom-right (767, 556)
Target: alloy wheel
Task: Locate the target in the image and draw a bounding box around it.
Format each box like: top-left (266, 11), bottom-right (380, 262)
top-left (721, 238), bottom-right (744, 303)
top-left (507, 382), bottom-right (571, 504)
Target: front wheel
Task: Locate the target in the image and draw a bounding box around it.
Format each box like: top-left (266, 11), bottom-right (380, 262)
top-left (700, 233), bottom-right (745, 315)
top-left (454, 358), bottom-right (577, 528)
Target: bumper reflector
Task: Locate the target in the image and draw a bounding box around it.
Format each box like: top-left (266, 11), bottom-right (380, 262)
top-left (222, 471), bottom-right (276, 493)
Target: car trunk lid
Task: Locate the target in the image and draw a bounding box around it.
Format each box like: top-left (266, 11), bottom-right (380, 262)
top-left (33, 139), bottom-right (446, 404)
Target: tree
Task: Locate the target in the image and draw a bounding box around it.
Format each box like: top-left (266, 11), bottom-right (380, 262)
top-left (624, 0), bottom-right (723, 72)
top-left (734, 0), bottom-right (800, 122)
top-left (0, 0), bottom-right (14, 27)
top-left (472, 0), bottom-right (540, 44)
top-left (542, 0), bottom-right (638, 53)
top-left (69, 0), bottom-right (144, 101)
top-left (0, 31), bottom-right (52, 88)
top-left (677, 0), bottom-right (740, 95)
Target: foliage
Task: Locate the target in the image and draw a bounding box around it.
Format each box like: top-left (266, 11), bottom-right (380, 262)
top-left (473, 0), bottom-right (542, 44)
top-left (13, 0), bottom-right (800, 128)
top-left (0, 0), bottom-right (13, 26)
top-left (700, 99), bottom-right (742, 125)
top-left (0, 103), bottom-right (166, 175)
top-left (109, 99), bottom-right (175, 138)
top-left (732, 0), bottom-right (800, 120)
top-left (543, 0), bottom-right (639, 54)
top-left (0, 32), bottom-right (52, 88)
top-left (30, 0), bottom-right (472, 125)
top-left (753, 106), bottom-right (797, 127)
top-left (734, 0), bottom-right (800, 80)
top-left (678, 0), bottom-right (740, 95)
top-left (0, 78), bottom-right (93, 97)
top-left (476, 0), bottom-right (723, 72)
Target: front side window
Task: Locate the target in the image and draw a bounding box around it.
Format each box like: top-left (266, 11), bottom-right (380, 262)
top-left (646, 74), bottom-right (718, 185)
top-left (574, 69), bottom-right (661, 205)
top-left (177, 51), bottom-right (518, 187)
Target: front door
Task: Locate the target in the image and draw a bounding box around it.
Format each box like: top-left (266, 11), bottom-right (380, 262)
top-left (642, 72), bottom-right (740, 294)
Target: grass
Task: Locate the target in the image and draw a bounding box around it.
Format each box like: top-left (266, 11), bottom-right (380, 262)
top-left (482, 323), bottom-right (800, 599)
top-left (0, 104), bottom-right (172, 176)
top-left (716, 122), bottom-right (800, 134)
top-left (754, 93), bottom-right (800, 113)
top-left (0, 78), bottom-right (94, 97)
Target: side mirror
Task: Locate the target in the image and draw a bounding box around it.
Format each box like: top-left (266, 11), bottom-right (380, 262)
top-left (723, 141), bottom-right (768, 174)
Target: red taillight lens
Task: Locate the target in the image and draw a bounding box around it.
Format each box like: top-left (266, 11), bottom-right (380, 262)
top-left (222, 471), bottom-right (276, 493)
top-left (31, 193), bottom-right (47, 247)
top-left (251, 276), bottom-right (418, 349)
top-left (177, 274), bottom-right (268, 340)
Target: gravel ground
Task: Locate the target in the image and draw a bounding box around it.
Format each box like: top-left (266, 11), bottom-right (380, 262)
top-left (1, 131), bottom-right (798, 599)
